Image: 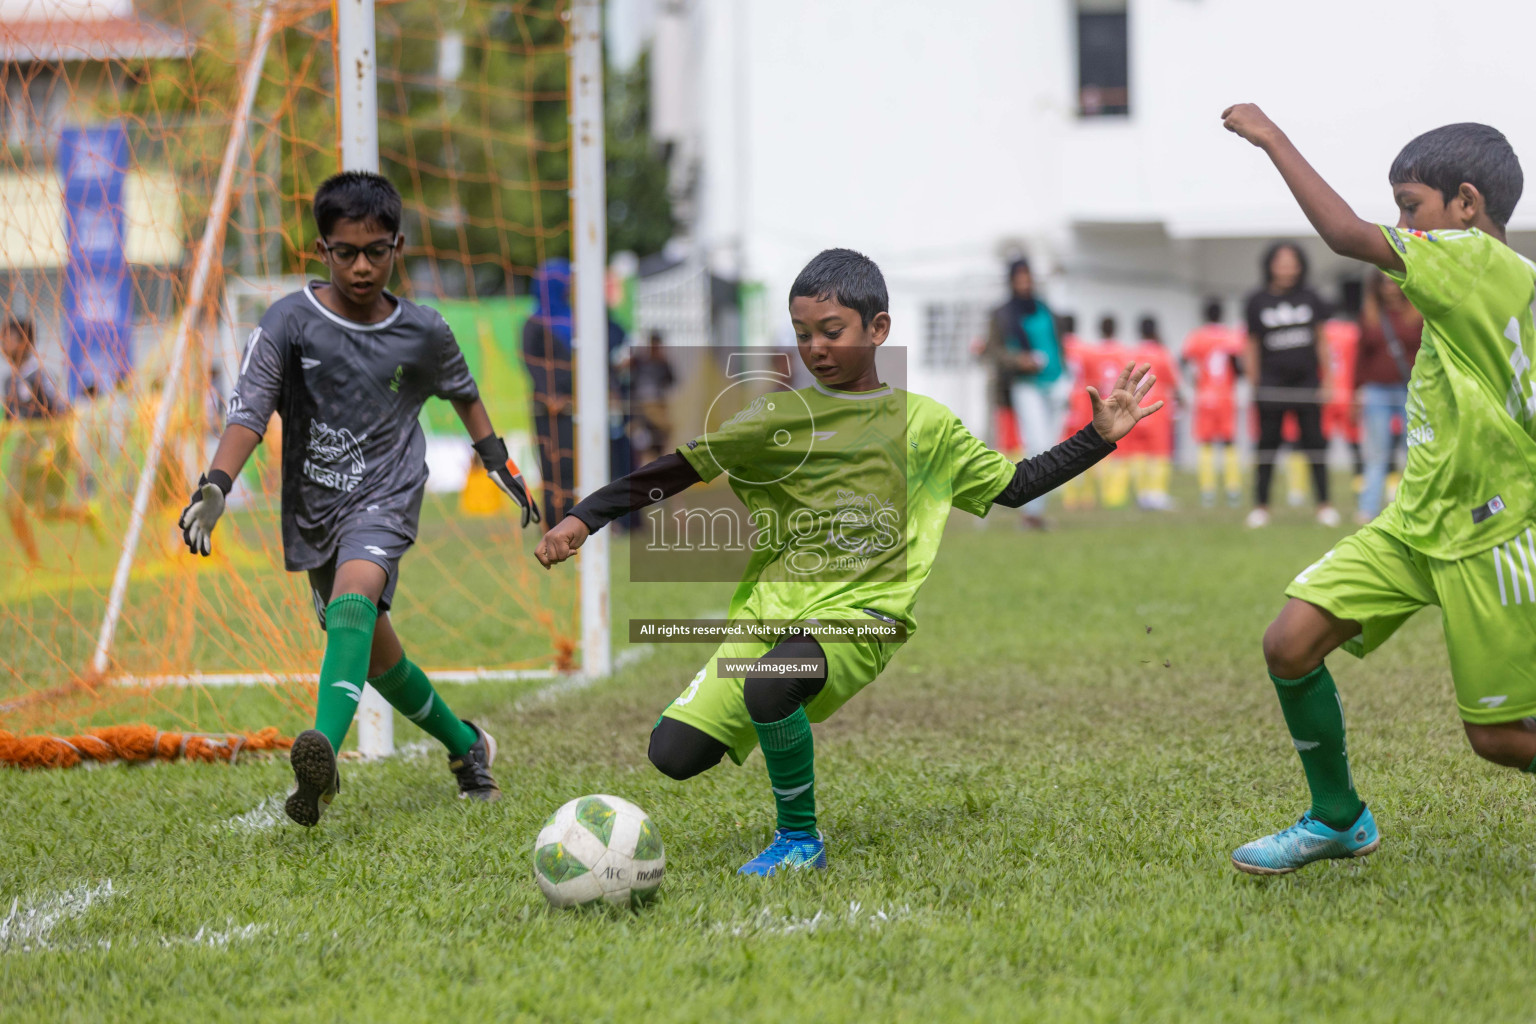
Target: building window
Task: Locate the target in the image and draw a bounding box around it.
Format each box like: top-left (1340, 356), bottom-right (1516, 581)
top-left (1076, 1), bottom-right (1128, 118)
top-left (922, 300), bottom-right (990, 370)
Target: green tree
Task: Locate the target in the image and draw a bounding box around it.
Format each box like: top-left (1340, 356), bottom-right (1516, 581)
top-left (376, 0), bottom-right (570, 296)
top-left (605, 48), bottom-right (673, 259)
top-left (103, 0), bottom-right (575, 292)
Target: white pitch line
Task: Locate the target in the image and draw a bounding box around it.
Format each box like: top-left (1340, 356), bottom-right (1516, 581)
top-left (711, 901), bottom-right (914, 938)
top-left (0, 880), bottom-right (117, 953)
top-left (115, 644), bottom-right (659, 689)
top-left (155, 921), bottom-right (270, 949)
top-left (112, 667), bottom-right (559, 689)
top-left (224, 794), bottom-right (286, 833)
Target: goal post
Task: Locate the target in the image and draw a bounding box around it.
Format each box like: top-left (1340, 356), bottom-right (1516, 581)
top-left (0, 0), bottom-right (599, 759)
top-left (570, 0), bottom-right (612, 680)
top-left (314, 0), bottom-right (612, 758)
top-left (332, 0), bottom-right (393, 758)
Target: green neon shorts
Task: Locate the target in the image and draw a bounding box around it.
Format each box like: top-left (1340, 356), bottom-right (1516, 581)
top-left (1286, 519), bottom-right (1536, 724)
top-left (658, 613), bottom-right (900, 765)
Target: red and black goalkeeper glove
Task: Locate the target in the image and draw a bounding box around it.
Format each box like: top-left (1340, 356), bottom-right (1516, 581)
top-left (472, 434), bottom-right (540, 528)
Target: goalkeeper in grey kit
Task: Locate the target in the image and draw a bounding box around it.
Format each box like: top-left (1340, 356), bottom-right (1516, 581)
top-left (178, 171), bottom-right (539, 826)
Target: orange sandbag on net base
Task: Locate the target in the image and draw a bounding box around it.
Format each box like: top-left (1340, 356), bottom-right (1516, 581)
top-left (0, 0), bottom-right (580, 769)
top-left (0, 725), bottom-right (290, 770)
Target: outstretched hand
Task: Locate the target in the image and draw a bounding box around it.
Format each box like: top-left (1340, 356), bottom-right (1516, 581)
top-left (1087, 362), bottom-right (1163, 444)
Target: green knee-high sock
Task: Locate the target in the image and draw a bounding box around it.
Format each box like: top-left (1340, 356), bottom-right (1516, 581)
top-left (314, 594), bottom-right (379, 752)
top-left (1271, 663), bottom-right (1364, 830)
top-left (367, 656), bottom-right (477, 757)
top-left (753, 707), bottom-right (816, 833)
top-left (1525, 754), bottom-right (1536, 774)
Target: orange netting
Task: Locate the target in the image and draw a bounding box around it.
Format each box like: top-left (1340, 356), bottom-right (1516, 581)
top-left (0, 0), bottom-right (578, 757)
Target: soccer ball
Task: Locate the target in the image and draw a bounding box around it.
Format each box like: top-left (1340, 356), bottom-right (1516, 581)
top-left (533, 794), bottom-right (665, 909)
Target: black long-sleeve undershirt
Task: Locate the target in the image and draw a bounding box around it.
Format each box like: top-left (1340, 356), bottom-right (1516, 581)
top-left (990, 424), bottom-right (1116, 508)
top-left (565, 424), bottom-right (1116, 532)
top-left (568, 452), bottom-right (701, 533)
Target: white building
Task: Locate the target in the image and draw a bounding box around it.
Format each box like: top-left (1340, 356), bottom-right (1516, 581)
top-left (615, 0), bottom-right (1536, 425)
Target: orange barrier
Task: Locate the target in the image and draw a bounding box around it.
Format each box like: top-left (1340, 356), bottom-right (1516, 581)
top-left (0, 725), bottom-right (290, 769)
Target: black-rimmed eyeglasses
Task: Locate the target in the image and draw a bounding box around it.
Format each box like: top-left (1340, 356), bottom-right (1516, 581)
top-left (321, 237), bottom-right (400, 265)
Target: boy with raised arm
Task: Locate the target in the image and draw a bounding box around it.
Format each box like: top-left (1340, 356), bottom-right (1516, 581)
top-left (1221, 106), bottom-right (1536, 873)
top-left (535, 248), bottom-right (1161, 875)
top-left (177, 171), bottom-right (539, 826)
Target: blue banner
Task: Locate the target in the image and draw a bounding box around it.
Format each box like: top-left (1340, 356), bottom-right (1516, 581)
top-left (59, 124), bottom-right (131, 397)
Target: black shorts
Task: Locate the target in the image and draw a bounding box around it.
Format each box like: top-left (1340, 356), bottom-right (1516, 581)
top-left (305, 524), bottom-right (413, 629)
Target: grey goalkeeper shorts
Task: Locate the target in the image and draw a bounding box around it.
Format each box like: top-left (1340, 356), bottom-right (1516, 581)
top-left (306, 523), bottom-right (413, 629)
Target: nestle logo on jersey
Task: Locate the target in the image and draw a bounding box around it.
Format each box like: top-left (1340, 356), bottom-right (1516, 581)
top-left (304, 421), bottom-right (367, 492)
top-left (303, 460), bottom-right (363, 492)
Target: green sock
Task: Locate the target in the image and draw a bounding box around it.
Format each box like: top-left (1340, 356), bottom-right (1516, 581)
top-left (1271, 664), bottom-right (1364, 830)
top-left (368, 656), bottom-right (477, 757)
top-left (1525, 754), bottom-right (1536, 774)
top-left (753, 707), bottom-right (816, 833)
top-left (314, 594), bottom-right (379, 752)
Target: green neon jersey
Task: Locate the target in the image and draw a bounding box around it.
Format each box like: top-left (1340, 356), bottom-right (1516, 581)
top-left (1375, 225), bottom-right (1536, 559)
top-left (677, 379), bottom-right (1016, 637)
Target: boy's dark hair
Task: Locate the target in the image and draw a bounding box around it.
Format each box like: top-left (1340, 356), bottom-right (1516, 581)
top-left (1390, 122), bottom-right (1523, 227)
top-left (1202, 297), bottom-right (1223, 323)
top-left (1261, 241), bottom-right (1308, 287)
top-left (5, 316), bottom-right (34, 347)
top-left (313, 171), bottom-right (403, 238)
top-left (1059, 312), bottom-right (1077, 335)
top-left (1099, 315), bottom-right (1117, 339)
top-left (1138, 315), bottom-right (1160, 343)
top-left (789, 248), bottom-right (888, 327)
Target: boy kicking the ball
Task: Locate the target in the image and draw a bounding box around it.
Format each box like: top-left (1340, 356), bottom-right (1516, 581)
top-left (1221, 106), bottom-right (1536, 873)
top-left (534, 249), bottom-right (1161, 874)
top-left (178, 171), bottom-right (539, 825)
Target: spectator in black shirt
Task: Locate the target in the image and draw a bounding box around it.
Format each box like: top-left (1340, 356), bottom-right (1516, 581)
top-left (1244, 242), bottom-right (1339, 528)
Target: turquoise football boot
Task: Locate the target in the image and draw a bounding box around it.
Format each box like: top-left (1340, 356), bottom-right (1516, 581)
top-left (1232, 805), bottom-right (1379, 875)
top-left (738, 828), bottom-right (827, 876)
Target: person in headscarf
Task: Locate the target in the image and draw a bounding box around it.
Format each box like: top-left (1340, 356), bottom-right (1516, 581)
top-left (986, 257), bottom-right (1069, 528)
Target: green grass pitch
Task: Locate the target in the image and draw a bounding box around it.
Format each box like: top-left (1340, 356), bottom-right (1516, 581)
top-left (4, 499), bottom-right (1535, 1021)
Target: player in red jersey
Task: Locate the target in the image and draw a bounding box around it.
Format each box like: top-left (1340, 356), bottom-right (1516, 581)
top-left (1182, 298), bottom-right (1245, 506)
top-left (1089, 315), bottom-right (1135, 508)
top-left (1057, 314), bottom-right (1098, 508)
top-left (1059, 314), bottom-right (1094, 439)
top-left (1322, 315), bottom-right (1362, 493)
top-left (1129, 316), bottom-right (1181, 510)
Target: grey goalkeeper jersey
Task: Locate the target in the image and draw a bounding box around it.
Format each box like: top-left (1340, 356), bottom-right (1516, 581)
top-left (227, 283), bottom-right (479, 570)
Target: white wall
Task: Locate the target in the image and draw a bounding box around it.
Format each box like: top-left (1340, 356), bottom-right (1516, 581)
top-left (672, 0), bottom-right (1536, 414)
top-left (700, 0), bottom-right (1071, 289)
top-left (1100, 0), bottom-right (1536, 239)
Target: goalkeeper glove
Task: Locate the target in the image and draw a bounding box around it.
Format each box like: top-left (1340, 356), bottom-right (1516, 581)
top-left (178, 469), bottom-right (232, 557)
top-left (472, 434), bottom-right (540, 528)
